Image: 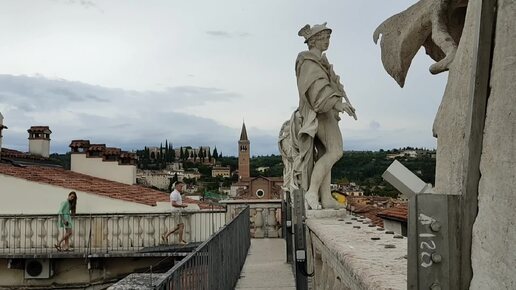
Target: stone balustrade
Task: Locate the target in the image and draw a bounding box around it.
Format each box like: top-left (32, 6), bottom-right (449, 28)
top-left (220, 200), bottom-right (282, 238)
top-left (0, 210), bottom-right (225, 255)
top-left (305, 211), bottom-right (407, 290)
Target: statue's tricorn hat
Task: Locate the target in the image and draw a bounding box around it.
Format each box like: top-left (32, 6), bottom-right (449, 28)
top-left (298, 22), bottom-right (332, 43)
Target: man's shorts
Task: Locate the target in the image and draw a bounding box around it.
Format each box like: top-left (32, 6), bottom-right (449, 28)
top-left (171, 210), bottom-right (184, 224)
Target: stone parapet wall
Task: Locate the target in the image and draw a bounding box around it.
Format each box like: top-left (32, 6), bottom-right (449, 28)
top-left (306, 213), bottom-right (407, 290)
top-left (220, 200), bottom-right (282, 238)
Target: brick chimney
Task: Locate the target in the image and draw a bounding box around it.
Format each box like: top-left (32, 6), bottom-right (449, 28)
top-left (27, 126), bottom-right (52, 158)
top-left (0, 112), bottom-right (7, 155)
top-left (69, 140), bottom-right (137, 185)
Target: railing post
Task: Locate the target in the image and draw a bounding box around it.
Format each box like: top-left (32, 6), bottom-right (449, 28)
top-left (292, 189), bottom-right (309, 290)
top-left (283, 191), bottom-right (294, 264)
top-left (87, 214), bottom-right (92, 255)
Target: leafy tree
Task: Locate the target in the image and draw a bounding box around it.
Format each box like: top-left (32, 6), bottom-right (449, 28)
top-left (335, 177), bottom-right (350, 185)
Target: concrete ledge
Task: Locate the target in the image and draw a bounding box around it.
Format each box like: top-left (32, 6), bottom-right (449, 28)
top-left (306, 209), bottom-right (347, 219)
top-left (108, 273), bottom-right (167, 290)
top-left (306, 215), bottom-right (407, 290)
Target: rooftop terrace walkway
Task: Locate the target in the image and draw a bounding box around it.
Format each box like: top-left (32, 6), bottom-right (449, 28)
top-left (235, 238), bottom-right (296, 290)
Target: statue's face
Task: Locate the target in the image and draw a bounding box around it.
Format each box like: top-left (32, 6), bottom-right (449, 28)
top-left (315, 31), bottom-right (331, 51)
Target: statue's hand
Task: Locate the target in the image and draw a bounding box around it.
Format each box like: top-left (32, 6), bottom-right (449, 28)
top-left (335, 102), bottom-right (357, 120)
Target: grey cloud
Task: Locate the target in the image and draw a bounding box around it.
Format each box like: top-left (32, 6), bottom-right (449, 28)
top-left (369, 120), bottom-right (381, 130)
top-left (206, 31), bottom-right (232, 38)
top-left (52, 0), bottom-right (97, 9)
top-left (0, 75), bottom-right (238, 113)
top-left (77, 0), bottom-right (96, 8)
top-left (206, 31), bottom-right (251, 39)
top-left (0, 75), bottom-right (111, 111)
top-left (47, 87), bottom-right (107, 102)
top-left (0, 74), bottom-right (250, 156)
top-left (84, 94), bottom-right (108, 102)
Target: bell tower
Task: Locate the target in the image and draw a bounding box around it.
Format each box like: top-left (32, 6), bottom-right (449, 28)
top-left (238, 122), bottom-right (250, 180)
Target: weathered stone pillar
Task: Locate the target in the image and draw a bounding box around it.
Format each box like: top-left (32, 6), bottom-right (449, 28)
top-left (254, 209), bottom-right (264, 238)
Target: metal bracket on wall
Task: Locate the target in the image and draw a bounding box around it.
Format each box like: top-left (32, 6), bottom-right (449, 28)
top-left (408, 194), bottom-right (461, 290)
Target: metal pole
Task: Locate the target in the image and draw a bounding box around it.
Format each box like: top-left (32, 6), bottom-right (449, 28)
top-left (292, 189), bottom-right (308, 290)
top-left (284, 191), bottom-right (294, 264)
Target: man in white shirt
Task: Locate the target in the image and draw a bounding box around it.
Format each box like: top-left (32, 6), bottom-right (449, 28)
top-left (161, 181), bottom-right (188, 245)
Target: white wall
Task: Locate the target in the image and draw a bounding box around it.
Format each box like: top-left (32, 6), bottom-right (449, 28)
top-left (0, 174), bottom-right (169, 214)
top-left (29, 139), bottom-right (50, 158)
top-left (382, 219), bottom-right (402, 235)
top-left (71, 154), bottom-right (136, 185)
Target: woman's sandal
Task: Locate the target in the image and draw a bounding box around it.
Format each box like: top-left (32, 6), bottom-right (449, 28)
top-left (54, 244), bottom-right (62, 252)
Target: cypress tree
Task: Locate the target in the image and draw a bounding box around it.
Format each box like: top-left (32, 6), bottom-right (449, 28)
top-left (213, 147), bottom-right (218, 160)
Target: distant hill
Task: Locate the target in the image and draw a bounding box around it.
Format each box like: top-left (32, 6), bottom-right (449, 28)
top-left (219, 149), bottom-right (435, 198)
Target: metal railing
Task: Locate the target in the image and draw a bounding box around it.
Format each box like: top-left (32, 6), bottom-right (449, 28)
top-left (154, 206), bottom-right (251, 290)
top-left (0, 209), bottom-right (226, 255)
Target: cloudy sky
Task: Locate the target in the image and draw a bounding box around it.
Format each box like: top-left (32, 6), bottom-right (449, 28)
top-left (0, 0), bottom-right (447, 156)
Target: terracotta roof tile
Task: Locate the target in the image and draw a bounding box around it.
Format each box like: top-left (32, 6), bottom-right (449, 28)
top-left (377, 204), bottom-right (408, 222)
top-left (69, 140), bottom-right (90, 149)
top-left (349, 205), bottom-right (385, 228)
top-left (104, 147), bottom-right (121, 155)
top-left (27, 126), bottom-right (51, 133)
top-left (0, 163), bottom-right (170, 206)
top-left (1, 148), bottom-right (50, 161)
top-left (88, 144), bottom-right (106, 151)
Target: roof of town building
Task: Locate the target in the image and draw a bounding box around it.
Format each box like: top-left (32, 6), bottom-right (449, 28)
top-left (377, 203), bottom-right (408, 222)
top-left (349, 204), bottom-right (385, 228)
top-left (2, 148), bottom-right (48, 160)
top-left (234, 176), bottom-right (283, 186)
top-left (1, 148), bottom-right (63, 167)
top-left (0, 163), bottom-right (213, 209)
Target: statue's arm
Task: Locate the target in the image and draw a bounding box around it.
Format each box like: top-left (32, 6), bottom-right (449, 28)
top-left (300, 60), bottom-right (341, 113)
top-left (307, 80), bottom-right (341, 113)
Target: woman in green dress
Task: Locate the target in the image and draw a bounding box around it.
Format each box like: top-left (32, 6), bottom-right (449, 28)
top-left (55, 191), bottom-right (77, 251)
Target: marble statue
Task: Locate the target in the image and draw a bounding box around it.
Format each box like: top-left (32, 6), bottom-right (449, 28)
top-left (278, 119), bottom-right (293, 195)
top-left (374, 0), bottom-right (516, 288)
top-left (280, 23), bottom-right (357, 210)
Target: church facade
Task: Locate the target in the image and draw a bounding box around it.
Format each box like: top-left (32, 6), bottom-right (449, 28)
top-left (230, 122), bottom-right (283, 199)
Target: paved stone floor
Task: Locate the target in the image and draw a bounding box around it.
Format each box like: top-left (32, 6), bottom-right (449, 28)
top-left (235, 239), bottom-right (296, 290)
